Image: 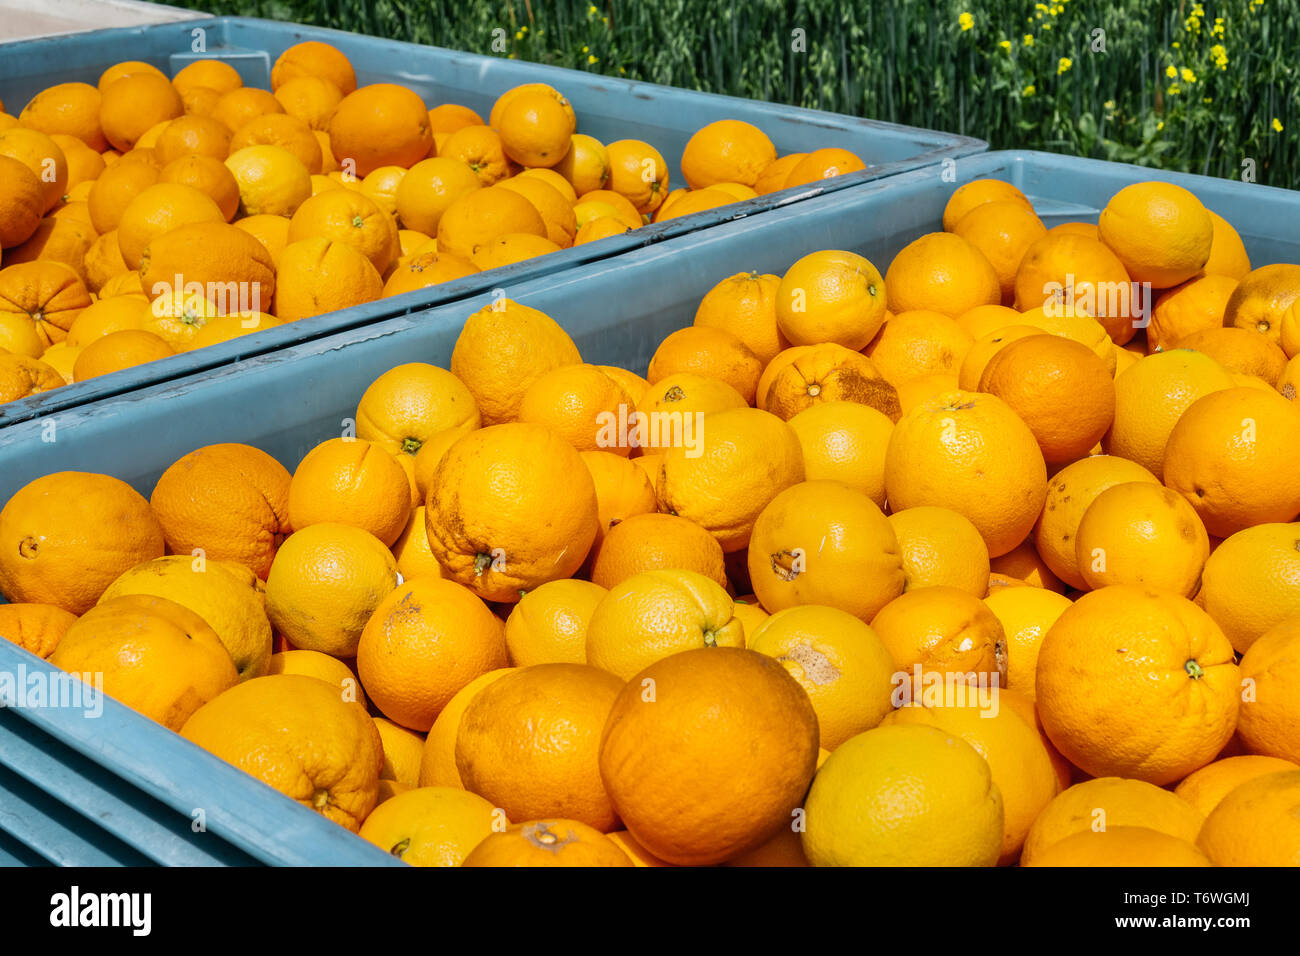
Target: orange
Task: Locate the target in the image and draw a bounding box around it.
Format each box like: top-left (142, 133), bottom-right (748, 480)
top-left (358, 166), bottom-right (406, 215)
top-left (0, 155), bottom-right (45, 249)
top-left (463, 819), bottom-right (632, 867)
top-left (599, 647), bottom-right (818, 865)
top-left (579, 449), bottom-right (657, 551)
top-left (467, 233), bottom-right (560, 270)
top-left (656, 407), bottom-right (804, 553)
top-left (753, 153), bottom-right (805, 195)
top-left (774, 249), bottom-right (888, 350)
top-left (1223, 263), bottom-right (1300, 345)
top-left (394, 156), bottom-right (481, 235)
top-left (99, 73), bottom-right (183, 152)
top-left (636, 373), bottom-right (747, 452)
top-left (224, 144), bottom-right (312, 217)
top-left (978, 333), bottom-right (1115, 464)
top-left (1105, 349), bottom-right (1234, 479)
top-left (1175, 754), bottom-right (1300, 818)
top-left (1020, 776), bottom-right (1205, 865)
top-left (951, 199), bottom-right (1047, 304)
top-left (272, 237), bottom-right (383, 322)
top-left (288, 437), bottom-right (411, 546)
top-left (51, 134), bottom-right (107, 190)
top-left (982, 586), bottom-right (1072, 701)
top-left (887, 505), bottom-right (991, 596)
top-left (590, 512), bottom-right (726, 591)
top-left (152, 115), bottom-right (231, 164)
top-left (266, 649), bottom-right (365, 708)
top-left (436, 185), bottom-right (546, 260)
top-left (382, 249), bottom-right (479, 297)
top-left (50, 594), bottom-right (237, 730)
top-left (942, 178), bottom-right (1033, 232)
top-left (596, 365), bottom-right (650, 407)
top-left (0, 313), bottom-right (46, 360)
top-left (885, 232), bottom-right (1000, 318)
top-left (159, 155), bottom-right (241, 222)
top-left (1202, 209), bottom-right (1251, 279)
top-left (514, 363), bottom-right (633, 454)
top-left (264, 521), bottom-right (399, 656)
top-left (515, 167), bottom-right (575, 202)
top-left (782, 147), bottom-right (866, 189)
top-left (555, 133), bottom-right (609, 196)
top-left (0, 261), bottom-right (90, 348)
top-left (747, 480), bottom-right (904, 621)
top-left (178, 85), bottom-right (221, 119)
top-left (288, 188), bottom-right (397, 275)
top-left (869, 585), bottom-right (1007, 688)
top-left (271, 41), bottom-right (357, 96)
top-left (1163, 387), bottom-right (1300, 537)
top-left (96, 61), bottom-right (167, 93)
top-left (607, 829), bottom-right (675, 867)
top-left (646, 325), bottom-right (761, 403)
top-left (87, 160), bottom-right (160, 233)
top-left (1036, 585), bottom-right (1238, 784)
top-left (358, 785), bottom-right (496, 866)
top-left (272, 75), bottom-right (344, 131)
top-left (390, 505), bottom-right (443, 584)
top-left (786, 400), bottom-right (894, 507)
top-left (496, 89), bottom-right (575, 168)
top-left (148, 442), bottom-right (290, 579)
top-left (355, 362), bottom-right (480, 458)
top-left (1047, 221), bottom-right (1099, 240)
top-left (1199, 524), bottom-right (1300, 654)
top-left (181, 674), bottom-right (381, 831)
top-left (1026, 826), bottom-right (1211, 867)
top-left (604, 139), bottom-right (668, 214)
top-left (139, 287), bottom-right (225, 349)
top-left (1074, 481), bottom-right (1209, 596)
top-left (187, 310), bottom-right (281, 349)
top-left (504, 579), bottom-right (607, 666)
top-left (1236, 619), bottom-right (1300, 763)
top-left (957, 324), bottom-right (1043, 391)
top-left (802, 724), bottom-right (1003, 867)
top-left (327, 84), bottom-right (431, 178)
top-left (0, 128), bottom-right (68, 214)
top-left (585, 569), bottom-right (743, 679)
top-left (1015, 306), bottom-right (1119, 374)
top-left (1197, 770), bottom-right (1300, 866)
top-left (884, 390), bottom-right (1047, 557)
top-left (425, 422), bottom-right (598, 601)
top-left (1098, 180), bottom-right (1213, 287)
top-left (680, 120), bottom-right (776, 190)
top-left (416, 668), bottom-right (514, 788)
top-left (437, 125), bottom-right (510, 186)
top-left (1176, 325), bottom-right (1288, 384)
top-left (171, 60), bottom-right (243, 96)
top-left (760, 344), bottom-right (899, 421)
top-left (495, 176), bottom-right (576, 248)
top-left (229, 113), bottom-right (323, 174)
top-left (748, 604), bottom-right (895, 750)
top-left (1013, 231), bottom-right (1138, 344)
top-left (0, 602), bottom-right (76, 659)
top-left (863, 309), bottom-right (975, 386)
top-left (2, 215), bottom-right (96, 286)
top-left (115, 183), bottom-right (225, 271)
top-left (18, 82), bottom-right (106, 151)
top-left (426, 102), bottom-right (484, 135)
top-left (573, 189), bottom-right (643, 230)
top-left (356, 577), bottom-right (507, 732)
top-left (449, 298), bottom-right (579, 425)
top-left (1147, 273), bottom-right (1238, 352)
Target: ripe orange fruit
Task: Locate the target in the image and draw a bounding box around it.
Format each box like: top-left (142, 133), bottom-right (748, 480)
top-left (436, 184), bottom-right (547, 260)
top-left (116, 183), bottom-right (226, 271)
top-left (864, 309), bottom-right (975, 386)
top-left (600, 647), bottom-right (819, 865)
top-left (1222, 263), bottom-right (1300, 345)
top-left (1197, 770), bottom-right (1300, 866)
top-left (288, 437), bottom-right (411, 546)
top-left (264, 522), bottom-right (398, 656)
top-left (425, 422), bottom-right (599, 601)
top-left (96, 60), bottom-right (167, 93)
top-left (554, 132), bottom-right (609, 197)
top-left (273, 236), bottom-right (383, 322)
top-left (753, 153), bottom-right (805, 195)
top-left (884, 390), bottom-right (1047, 557)
top-left (271, 41), bottom-right (357, 96)
top-left (870, 585), bottom-right (1007, 688)
top-left (579, 449), bottom-right (657, 550)
top-left (326, 84), bottom-right (430, 177)
top-left (87, 156), bottom-right (160, 232)
top-left (636, 373), bottom-right (747, 451)
top-left (1199, 524), bottom-right (1300, 654)
top-left (657, 407), bottom-right (804, 553)
top-left (585, 569), bottom-right (743, 679)
top-left (1236, 619), bottom-right (1300, 763)
top-left (0, 155), bottom-right (45, 249)
top-left (437, 125), bottom-right (510, 186)
top-left (272, 75), bottom-right (344, 131)
top-left (52, 134), bottom-right (106, 189)
top-left (382, 249), bottom-right (479, 297)
top-left (982, 586), bottom-right (1072, 700)
top-left (774, 249), bottom-right (888, 350)
top-left (224, 144), bottom-right (312, 217)
top-left (803, 724), bottom-right (1003, 866)
top-left (496, 89), bottom-right (575, 168)
top-left (51, 593), bottom-right (238, 730)
top-left (760, 344), bottom-right (900, 422)
top-left (572, 215), bottom-right (629, 246)
top-left (99, 73), bottom-right (183, 152)
top-left (887, 505), bottom-right (991, 596)
top-left (358, 786), bottom-right (497, 866)
top-left (956, 324), bottom-right (1042, 391)
top-left (516, 363), bottom-right (634, 455)
top-left (288, 188), bottom-right (398, 275)
top-left (590, 512), bottom-right (726, 591)
top-left (692, 272), bottom-right (787, 365)
top-left (1013, 232), bottom-right (1138, 344)
top-left (18, 81), bottom-right (107, 151)
top-left (1163, 387), bottom-right (1300, 537)
top-left (786, 400), bottom-right (894, 507)
top-left (1074, 481), bottom-right (1209, 595)
top-left (462, 819), bottom-right (632, 867)
top-left (748, 480), bottom-right (905, 620)
top-left (416, 667), bottom-right (513, 788)
top-left (604, 139), bottom-right (668, 214)
top-left (171, 59), bottom-right (242, 96)
top-left (1202, 209), bottom-right (1251, 279)
top-left (355, 362), bottom-right (480, 458)
top-left (942, 178), bottom-right (1033, 232)
top-left (229, 113), bottom-right (324, 174)
top-left (680, 120), bottom-right (776, 189)
top-left (182, 674), bottom-right (381, 831)
top-left (1175, 755), bottom-right (1300, 818)
top-left (357, 577), bottom-right (508, 732)
top-left (646, 325), bottom-right (762, 403)
top-left (493, 176), bottom-right (576, 248)
top-left (1036, 586), bottom-right (1238, 784)
top-left (1098, 181), bottom-right (1214, 288)
top-left (3, 214), bottom-right (96, 286)
top-left (885, 232), bottom-right (1000, 318)
top-left (0, 602), bottom-right (76, 659)
top-left (140, 221), bottom-right (276, 313)
top-left (426, 102), bottom-right (484, 135)
top-left (1147, 273), bottom-right (1238, 352)
top-left (467, 233), bottom-right (561, 270)
top-left (0, 261), bottom-right (91, 349)
top-left (782, 147), bottom-right (866, 189)
top-left (503, 579), bottom-right (606, 666)
top-left (159, 154), bottom-right (242, 222)
top-left (1176, 325), bottom-right (1288, 384)
top-left (1025, 826), bottom-right (1211, 867)
top-left (951, 200), bottom-right (1047, 305)
top-left (266, 649), bottom-right (365, 708)
top-left (0, 129), bottom-right (69, 214)
top-left (574, 188), bottom-right (644, 230)
top-left (748, 604), bottom-right (895, 750)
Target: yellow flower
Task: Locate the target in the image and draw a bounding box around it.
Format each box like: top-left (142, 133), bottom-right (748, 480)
top-left (1165, 65), bottom-right (1178, 78)
top-left (588, 4), bottom-right (598, 14)
top-left (515, 29), bottom-right (524, 40)
top-left (1023, 34), bottom-right (1034, 46)
top-left (1104, 99), bottom-right (1116, 110)
top-left (1273, 118), bottom-right (1284, 132)
top-left (1181, 68), bottom-right (1197, 83)
top-left (588, 55), bottom-right (599, 64)
top-left (1172, 41), bottom-right (1180, 48)
top-left (1203, 97), bottom-right (1213, 104)
top-left (582, 45), bottom-right (589, 53)
top-left (1057, 57), bottom-right (1072, 74)
top-left (1168, 84), bottom-right (1181, 96)
top-left (998, 39), bottom-right (1012, 51)
top-left (1035, 2), bottom-right (1048, 10)
top-left (1157, 121), bottom-right (1164, 131)
top-left (1022, 84), bottom-right (1036, 97)
top-left (959, 12), bottom-right (974, 30)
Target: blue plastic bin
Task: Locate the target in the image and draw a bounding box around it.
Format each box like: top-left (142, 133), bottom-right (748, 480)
top-left (0, 15), bottom-right (984, 428)
top-left (1, 149), bottom-right (1295, 867)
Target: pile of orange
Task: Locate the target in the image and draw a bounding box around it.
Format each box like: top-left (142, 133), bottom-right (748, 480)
top-left (0, 42), bottom-right (866, 407)
top-left (3, 167), bottom-right (1300, 868)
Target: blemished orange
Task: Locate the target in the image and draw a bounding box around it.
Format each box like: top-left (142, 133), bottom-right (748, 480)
top-left (356, 577), bottom-right (508, 732)
top-left (436, 185), bottom-right (547, 260)
top-left (761, 343), bottom-right (901, 422)
top-left (1013, 231), bottom-right (1138, 345)
top-left (600, 647), bottom-right (819, 866)
top-left (1203, 209), bottom-right (1251, 280)
top-left (585, 569), bottom-right (743, 680)
top-left (1026, 826), bottom-right (1211, 867)
top-left (99, 73), bottom-right (183, 152)
top-left (774, 249), bottom-right (888, 350)
top-left (271, 41), bottom-right (357, 96)
top-left (516, 363), bottom-right (634, 454)
top-left (18, 82), bottom-right (107, 151)
top-left (149, 443), bottom-right (291, 580)
top-left (288, 437), bottom-right (410, 546)
top-left (468, 233), bottom-right (561, 270)
top-left (355, 361), bottom-right (480, 458)
top-left (182, 674), bottom-right (381, 831)
top-left (555, 133), bottom-right (610, 197)
top-left (266, 649), bottom-right (366, 708)
top-left (1175, 755), bottom-right (1300, 819)
top-left (869, 585), bottom-right (1007, 688)
top-left (1036, 586), bottom-right (1239, 785)
top-left (358, 786), bottom-right (497, 866)
top-left (0, 261), bottom-right (91, 348)
top-left (0, 470), bottom-right (164, 615)
top-left (782, 147), bottom-right (866, 189)
top-left (633, 373), bottom-right (747, 451)
top-left (579, 450), bottom-right (657, 550)
top-left (942, 178), bottom-right (1033, 232)
top-left (457, 663), bottom-right (623, 831)
top-left (748, 480), bottom-right (904, 621)
top-left (229, 113), bottom-right (324, 174)
top-left (462, 819), bottom-right (632, 867)
top-left (886, 232), bottom-right (1000, 318)
top-left (437, 125), bottom-right (510, 186)
top-left (978, 333), bottom-right (1116, 464)
top-left (1098, 180), bottom-right (1214, 288)
top-left (287, 187), bottom-right (397, 275)
top-left (1196, 770), bottom-right (1300, 866)
top-left (263, 521), bottom-right (398, 656)
top-left (647, 325), bottom-right (762, 404)
top-left (802, 723), bottom-right (1003, 866)
top-left (1074, 481), bottom-right (1210, 596)
top-left (272, 237), bottom-right (383, 322)
top-left (604, 139), bottom-right (668, 214)
top-left (680, 120), bottom-right (777, 189)
top-left (1147, 274), bottom-right (1239, 352)
top-left (224, 144), bottom-right (312, 217)
top-left (50, 594), bottom-right (237, 730)
top-left (1163, 387), bottom-right (1300, 537)
top-left (159, 154), bottom-right (242, 222)
top-left (1199, 524), bottom-right (1300, 654)
top-left (982, 586), bottom-right (1072, 701)
top-left (272, 75), bottom-right (344, 131)
top-left (951, 199), bottom-right (1048, 305)
top-left (590, 513), bottom-right (727, 591)
top-left (884, 390), bottom-right (1047, 558)
top-left (786, 400), bottom-right (894, 508)
top-left (326, 83), bottom-right (431, 178)
top-left (1175, 325), bottom-right (1288, 384)
top-left (657, 407), bottom-right (804, 553)
top-left (748, 604), bottom-right (896, 750)
top-left (863, 309), bottom-right (975, 386)
top-left (416, 667), bottom-right (514, 788)
top-left (0, 602), bottom-right (77, 659)
top-left (1236, 619), bottom-right (1300, 764)
top-left (425, 422), bottom-right (599, 601)
top-left (1222, 263), bottom-right (1300, 345)
top-left (1020, 776), bottom-right (1206, 866)
top-left (496, 89), bottom-right (576, 168)
top-left (887, 505), bottom-right (991, 596)
top-left (504, 578), bottom-right (607, 666)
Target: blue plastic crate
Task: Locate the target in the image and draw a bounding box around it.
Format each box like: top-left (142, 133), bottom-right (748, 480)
top-left (0, 15), bottom-right (984, 428)
top-left (1, 148), bottom-right (1295, 867)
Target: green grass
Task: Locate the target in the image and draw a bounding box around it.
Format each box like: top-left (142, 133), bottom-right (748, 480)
top-left (174, 0), bottom-right (1298, 187)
